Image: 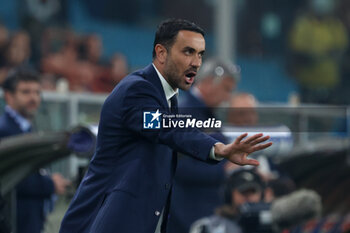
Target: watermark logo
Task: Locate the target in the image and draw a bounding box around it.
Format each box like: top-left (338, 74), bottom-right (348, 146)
top-left (143, 109), bottom-right (162, 129)
top-left (143, 109), bottom-right (222, 130)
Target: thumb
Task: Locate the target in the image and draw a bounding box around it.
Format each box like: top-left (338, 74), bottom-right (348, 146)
top-left (242, 157), bottom-right (260, 166)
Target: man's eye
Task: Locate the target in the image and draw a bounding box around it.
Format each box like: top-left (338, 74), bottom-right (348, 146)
top-left (21, 90), bottom-right (30, 94)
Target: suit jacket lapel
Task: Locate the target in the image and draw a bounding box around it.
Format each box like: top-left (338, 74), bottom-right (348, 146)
top-left (137, 64), bottom-right (169, 109)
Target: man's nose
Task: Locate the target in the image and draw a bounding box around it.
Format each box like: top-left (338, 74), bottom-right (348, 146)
top-left (30, 91), bottom-right (41, 100)
top-left (191, 55), bottom-right (202, 68)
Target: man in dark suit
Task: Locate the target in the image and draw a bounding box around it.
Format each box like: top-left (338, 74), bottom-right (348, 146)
top-left (59, 19), bottom-right (272, 233)
top-left (168, 58), bottom-right (240, 233)
top-left (0, 69), bottom-right (69, 233)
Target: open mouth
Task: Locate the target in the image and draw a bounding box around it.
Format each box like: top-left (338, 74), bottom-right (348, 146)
top-left (185, 72), bottom-right (196, 84)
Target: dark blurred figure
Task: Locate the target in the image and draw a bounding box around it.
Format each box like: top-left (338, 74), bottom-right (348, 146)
top-left (337, 0), bottom-right (350, 104)
top-left (20, 0), bottom-right (68, 64)
top-left (0, 24), bottom-right (9, 64)
top-left (190, 169), bottom-right (265, 233)
top-left (264, 176), bottom-right (296, 203)
top-left (168, 58), bottom-right (239, 233)
top-left (288, 0), bottom-right (348, 104)
top-left (0, 69), bottom-right (70, 233)
top-left (79, 34), bottom-right (104, 64)
top-left (236, 0), bottom-right (303, 56)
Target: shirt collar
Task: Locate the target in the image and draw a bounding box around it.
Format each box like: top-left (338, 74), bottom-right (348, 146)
top-left (5, 105), bottom-right (32, 132)
top-left (152, 63), bottom-right (178, 101)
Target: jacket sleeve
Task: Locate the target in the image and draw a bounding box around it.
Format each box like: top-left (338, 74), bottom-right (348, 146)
top-left (121, 81), bottom-right (219, 163)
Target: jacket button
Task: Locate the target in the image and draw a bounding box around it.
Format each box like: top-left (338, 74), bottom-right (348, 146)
top-left (165, 183), bottom-right (170, 190)
top-left (155, 211), bottom-right (160, 216)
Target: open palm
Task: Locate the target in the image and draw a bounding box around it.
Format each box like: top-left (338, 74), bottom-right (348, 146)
top-left (215, 133), bottom-right (272, 166)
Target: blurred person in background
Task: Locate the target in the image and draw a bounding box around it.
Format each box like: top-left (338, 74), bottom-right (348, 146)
top-left (337, 0), bottom-right (350, 104)
top-left (190, 169), bottom-right (265, 233)
top-left (41, 32), bottom-right (96, 92)
top-left (41, 31), bottom-right (80, 90)
top-left (90, 53), bottom-right (129, 93)
top-left (227, 93), bottom-right (292, 194)
top-left (79, 34), bottom-right (104, 65)
top-left (78, 34), bottom-right (109, 92)
top-left (0, 68), bottom-right (70, 233)
top-left (288, 0), bottom-right (348, 104)
top-left (227, 93), bottom-right (258, 127)
top-left (264, 176), bottom-right (296, 203)
top-left (109, 53), bottom-right (128, 84)
top-left (4, 31), bottom-right (32, 69)
top-left (0, 23), bottom-right (9, 84)
top-left (168, 58), bottom-right (239, 233)
top-left (0, 31), bottom-right (32, 88)
top-left (41, 30), bottom-right (126, 92)
top-left (227, 93), bottom-right (269, 178)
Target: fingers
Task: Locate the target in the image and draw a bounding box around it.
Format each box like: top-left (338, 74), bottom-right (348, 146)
top-left (246, 159), bottom-right (260, 166)
top-left (241, 157), bottom-right (260, 166)
top-left (234, 133), bottom-right (248, 144)
top-left (249, 135), bottom-right (270, 146)
top-left (242, 133), bottom-right (264, 144)
top-left (251, 142), bottom-right (273, 152)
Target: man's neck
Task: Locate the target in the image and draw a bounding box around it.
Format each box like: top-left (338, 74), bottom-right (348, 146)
top-left (152, 61), bottom-right (177, 92)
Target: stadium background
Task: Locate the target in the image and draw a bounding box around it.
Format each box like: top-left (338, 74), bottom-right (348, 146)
top-left (0, 0), bottom-right (349, 232)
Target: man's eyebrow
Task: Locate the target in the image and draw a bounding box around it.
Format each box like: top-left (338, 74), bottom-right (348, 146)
top-left (183, 47), bottom-right (206, 55)
top-left (183, 46), bottom-right (196, 52)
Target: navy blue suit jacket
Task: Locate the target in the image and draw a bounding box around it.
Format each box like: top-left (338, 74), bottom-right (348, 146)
top-left (59, 64), bottom-right (219, 233)
top-left (168, 90), bottom-right (228, 233)
top-left (0, 110), bottom-right (55, 233)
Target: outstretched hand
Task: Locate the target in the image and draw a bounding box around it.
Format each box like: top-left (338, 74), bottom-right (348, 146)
top-left (214, 133), bottom-right (272, 166)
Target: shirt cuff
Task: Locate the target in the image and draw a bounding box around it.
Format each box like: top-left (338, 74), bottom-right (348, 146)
top-left (209, 142), bottom-right (224, 161)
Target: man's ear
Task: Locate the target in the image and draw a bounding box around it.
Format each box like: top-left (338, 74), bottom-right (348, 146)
top-left (154, 44), bottom-right (168, 64)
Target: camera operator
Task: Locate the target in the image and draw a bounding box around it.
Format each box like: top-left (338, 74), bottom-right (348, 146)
top-left (190, 168), bottom-right (322, 233)
top-left (190, 169), bottom-right (265, 233)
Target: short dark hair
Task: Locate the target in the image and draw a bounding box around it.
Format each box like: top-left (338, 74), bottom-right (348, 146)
top-left (152, 18), bottom-right (205, 58)
top-left (2, 68), bottom-right (40, 93)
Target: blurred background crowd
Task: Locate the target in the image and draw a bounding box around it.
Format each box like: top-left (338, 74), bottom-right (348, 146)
top-left (0, 0), bottom-right (349, 103)
top-left (0, 0), bottom-right (349, 233)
